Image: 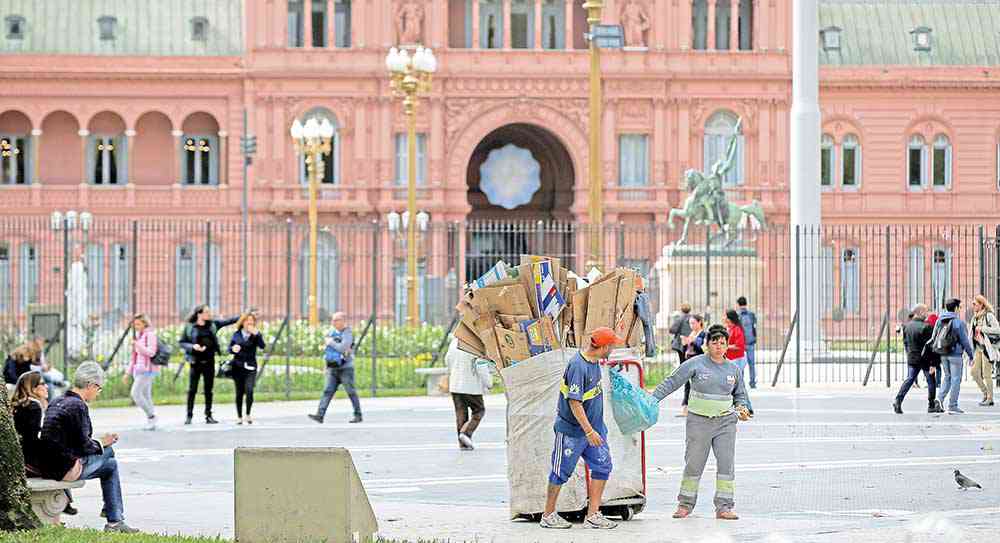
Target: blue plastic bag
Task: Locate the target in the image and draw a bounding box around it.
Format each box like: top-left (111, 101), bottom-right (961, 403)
top-left (609, 367), bottom-right (659, 434)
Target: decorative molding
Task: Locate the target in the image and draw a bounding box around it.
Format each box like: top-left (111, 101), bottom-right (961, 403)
top-left (444, 78), bottom-right (588, 94)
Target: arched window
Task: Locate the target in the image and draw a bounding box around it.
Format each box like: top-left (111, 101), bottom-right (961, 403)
top-left (297, 108), bottom-right (340, 185)
top-left (335, 0), bottom-right (351, 47)
top-left (907, 246), bottom-right (925, 310)
top-left (541, 0), bottom-right (566, 49)
top-left (907, 134), bottom-right (927, 189)
top-left (287, 0), bottom-right (304, 47)
top-left (931, 247), bottom-right (951, 310)
top-left (820, 134), bottom-right (835, 187)
top-left (704, 111), bottom-right (744, 186)
top-left (181, 135), bottom-right (219, 185)
top-left (738, 0), bottom-right (753, 50)
top-left (932, 134), bottom-right (952, 188)
top-left (479, 0), bottom-right (503, 48)
top-left (841, 247), bottom-right (859, 314)
top-left (299, 233), bottom-right (339, 320)
top-left (0, 134), bottom-right (30, 184)
top-left (841, 134), bottom-right (860, 187)
top-left (715, 0), bottom-right (732, 50)
top-left (511, 0), bottom-right (534, 48)
top-left (87, 135), bottom-right (126, 185)
top-left (692, 0), bottom-right (708, 50)
top-left (19, 242), bottom-right (38, 310)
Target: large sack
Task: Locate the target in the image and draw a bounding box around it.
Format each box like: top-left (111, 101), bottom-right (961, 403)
top-left (610, 368), bottom-right (659, 435)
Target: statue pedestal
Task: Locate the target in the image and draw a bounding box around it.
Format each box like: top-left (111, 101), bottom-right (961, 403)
top-left (654, 244), bottom-right (763, 329)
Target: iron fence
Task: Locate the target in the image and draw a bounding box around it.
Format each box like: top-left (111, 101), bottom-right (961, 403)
top-left (1, 217), bottom-right (998, 396)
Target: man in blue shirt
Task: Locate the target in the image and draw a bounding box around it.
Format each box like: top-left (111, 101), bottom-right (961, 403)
top-left (935, 298), bottom-right (976, 414)
top-left (540, 327), bottom-right (622, 530)
top-left (736, 297), bottom-right (757, 389)
top-left (308, 312), bottom-right (362, 424)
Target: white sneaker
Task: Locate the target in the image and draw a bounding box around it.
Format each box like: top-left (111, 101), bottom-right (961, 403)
top-left (145, 416), bottom-right (157, 431)
top-left (539, 512), bottom-right (571, 529)
top-left (585, 512), bottom-right (618, 529)
top-left (458, 433), bottom-right (474, 449)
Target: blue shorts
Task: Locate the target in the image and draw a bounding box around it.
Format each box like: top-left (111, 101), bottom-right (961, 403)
top-left (548, 431), bottom-right (613, 486)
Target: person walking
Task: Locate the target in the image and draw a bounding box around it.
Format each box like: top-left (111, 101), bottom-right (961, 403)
top-left (309, 312), bottom-right (362, 424)
top-left (669, 303), bottom-right (693, 367)
top-left (3, 344), bottom-right (34, 390)
top-left (934, 298), bottom-right (975, 414)
top-left (229, 312), bottom-right (267, 425)
top-left (179, 305), bottom-right (238, 425)
top-left (652, 324), bottom-right (751, 521)
top-left (893, 304), bottom-right (942, 414)
top-left (724, 309), bottom-right (753, 415)
top-left (736, 297), bottom-right (758, 389)
top-left (676, 314), bottom-right (706, 418)
top-left (539, 327), bottom-right (621, 530)
top-left (124, 314), bottom-right (159, 430)
top-left (445, 338), bottom-right (493, 450)
top-left (969, 295), bottom-right (1000, 407)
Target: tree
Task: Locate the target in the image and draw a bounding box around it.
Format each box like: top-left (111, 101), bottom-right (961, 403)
top-left (0, 385), bottom-right (40, 531)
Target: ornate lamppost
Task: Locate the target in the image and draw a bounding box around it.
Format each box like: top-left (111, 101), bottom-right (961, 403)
top-left (290, 116), bottom-right (335, 326)
top-left (385, 45), bottom-right (436, 327)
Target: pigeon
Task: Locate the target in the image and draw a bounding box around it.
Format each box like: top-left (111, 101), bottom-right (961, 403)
top-left (954, 470), bottom-right (982, 490)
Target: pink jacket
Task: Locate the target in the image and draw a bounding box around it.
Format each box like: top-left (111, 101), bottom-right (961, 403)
top-left (129, 329), bottom-right (159, 375)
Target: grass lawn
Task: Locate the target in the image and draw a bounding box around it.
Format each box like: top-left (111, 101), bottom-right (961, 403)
top-left (0, 527), bottom-right (436, 543)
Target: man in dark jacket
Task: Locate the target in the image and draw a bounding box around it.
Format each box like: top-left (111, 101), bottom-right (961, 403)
top-left (42, 362), bottom-right (138, 533)
top-left (894, 304), bottom-right (942, 414)
top-left (669, 303), bottom-right (693, 366)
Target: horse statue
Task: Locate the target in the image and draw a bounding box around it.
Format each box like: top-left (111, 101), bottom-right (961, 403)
top-left (667, 117), bottom-right (766, 246)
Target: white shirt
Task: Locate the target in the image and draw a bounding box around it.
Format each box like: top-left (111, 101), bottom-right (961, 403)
top-left (445, 339), bottom-right (493, 395)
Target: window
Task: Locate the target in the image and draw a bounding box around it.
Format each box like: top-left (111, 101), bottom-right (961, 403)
top-left (618, 134), bottom-right (649, 187)
top-left (737, 0), bottom-right (753, 50)
top-left (907, 246), bottom-right (925, 310)
top-left (820, 134), bottom-right (834, 187)
top-left (288, 0), bottom-right (304, 47)
top-left (511, 0), bottom-right (534, 49)
top-left (715, 0), bottom-right (732, 50)
top-left (88, 135), bottom-right (126, 185)
top-left (297, 110), bottom-right (340, 185)
top-left (911, 27), bottom-right (932, 52)
top-left (841, 134), bottom-right (860, 187)
top-left (311, 1), bottom-right (328, 47)
top-left (335, 0), bottom-right (352, 47)
top-left (393, 261), bottom-right (427, 325)
top-left (0, 135), bottom-right (29, 184)
top-left (908, 135), bottom-right (927, 188)
top-left (98, 16), bottom-right (117, 40)
top-left (175, 244), bottom-right (196, 317)
top-left (110, 243), bottom-right (130, 316)
top-left (541, 0), bottom-right (565, 49)
top-left (19, 243), bottom-right (38, 310)
top-left (300, 234), bottom-right (339, 319)
top-left (394, 133), bottom-right (427, 186)
top-left (6, 15), bottom-right (25, 40)
top-left (182, 135), bottom-right (219, 185)
top-left (85, 244), bottom-right (105, 316)
top-left (480, 0), bottom-right (503, 48)
top-left (704, 111), bottom-right (744, 186)
top-left (841, 248), bottom-right (859, 314)
top-left (821, 26), bottom-right (841, 51)
top-left (0, 244), bottom-right (10, 312)
top-left (932, 134), bottom-right (951, 188)
top-left (190, 17), bottom-right (208, 41)
top-left (931, 247), bottom-right (951, 310)
top-left (692, 0), bottom-right (708, 50)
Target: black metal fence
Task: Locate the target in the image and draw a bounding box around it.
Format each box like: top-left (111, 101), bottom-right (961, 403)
top-left (2, 216), bottom-right (998, 394)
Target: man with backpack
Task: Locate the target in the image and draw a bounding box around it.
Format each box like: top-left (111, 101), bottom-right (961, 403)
top-left (932, 298), bottom-right (975, 414)
top-left (309, 312), bottom-right (362, 424)
top-left (736, 297), bottom-right (758, 389)
top-left (893, 304), bottom-right (942, 414)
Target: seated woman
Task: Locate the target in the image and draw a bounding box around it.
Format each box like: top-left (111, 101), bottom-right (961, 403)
top-left (10, 371), bottom-right (81, 515)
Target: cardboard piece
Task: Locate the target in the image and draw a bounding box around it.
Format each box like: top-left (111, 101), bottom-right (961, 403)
top-left (572, 288), bottom-right (589, 348)
top-left (454, 321), bottom-right (486, 355)
top-left (521, 316), bottom-right (560, 356)
top-left (498, 314), bottom-right (532, 330)
top-left (514, 263), bottom-right (542, 319)
top-left (468, 284), bottom-right (533, 318)
top-left (496, 325), bottom-right (532, 366)
top-left (457, 339), bottom-right (486, 358)
top-left (585, 276), bottom-right (619, 333)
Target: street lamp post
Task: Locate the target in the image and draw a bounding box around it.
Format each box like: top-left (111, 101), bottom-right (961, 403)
top-left (584, 0), bottom-right (604, 271)
top-left (386, 46), bottom-right (437, 327)
top-left (290, 116), bottom-right (335, 326)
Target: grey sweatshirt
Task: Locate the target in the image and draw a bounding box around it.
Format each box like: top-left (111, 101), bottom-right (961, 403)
top-left (651, 354), bottom-right (749, 415)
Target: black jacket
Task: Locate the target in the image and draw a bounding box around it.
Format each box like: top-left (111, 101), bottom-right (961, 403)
top-left (41, 390), bottom-right (103, 459)
top-left (669, 313), bottom-right (692, 351)
top-left (179, 316), bottom-right (239, 363)
top-left (3, 356), bottom-right (32, 385)
top-left (228, 329), bottom-right (266, 372)
top-left (14, 399), bottom-right (76, 480)
top-left (903, 318), bottom-right (937, 369)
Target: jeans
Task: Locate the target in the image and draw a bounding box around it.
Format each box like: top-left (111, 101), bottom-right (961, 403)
top-left (186, 360), bottom-right (215, 418)
top-left (233, 367), bottom-right (258, 418)
top-left (895, 366), bottom-right (937, 405)
top-left (80, 447), bottom-right (124, 523)
top-left (745, 344), bottom-right (757, 388)
top-left (733, 357), bottom-right (754, 412)
top-left (937, 355), bottom-right (965, 411)
top-left (130, 372), bottom-right (156, 419)
top-left (316, 366), bottom-right (361, 418)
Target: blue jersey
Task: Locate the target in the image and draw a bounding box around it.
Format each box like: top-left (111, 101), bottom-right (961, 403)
top-left (554, 352), bottom-right (606, 438)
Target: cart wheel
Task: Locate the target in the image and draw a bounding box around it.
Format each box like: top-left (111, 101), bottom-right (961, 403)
top-left (526, 513), bottom-right (542, 523)
top-left (632, 503), bottom-right (645, 516)
top-left (619, 506), bottom-right (634, 521)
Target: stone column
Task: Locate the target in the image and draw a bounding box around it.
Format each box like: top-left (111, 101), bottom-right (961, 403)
top-left (751, 0), bottom-right (760, 50)
top-left (790, 0), bottom-right (822, 354)
top-left (758, 0), bottom-right (768, 50)
top-left (652, 98), bottom-right (666, 185)
top-left (125, 129), bottom-right (136, 183)
top-left (328, 0), bottom-right (336, 47)
top-left (503, 0), bottom-right (512, 49)
top-left (274, 1), bottom-right (287, 47)
top-left (171, 130), bottom-right (183, 184)
top-left (78, 129), bottom-right (89, 183)
top-left (534, 0), bottom-right (542, 50)
top-left (564, 0), bottom-right (573, 49)
top-left (30, 128), bottom-right (41, 184)
top-left (305, 0), bottom-right (315, 47)
top-left (679, 0), bottom-right (692, 49)
top-left (219, 130), bottom-right (229, 185)
top-left (472, 0), bottom-right (481, 48)
top-left (654, 0), bottom-right (667, 49)
top-left (707, 0), bottom-right (716, 50)
top-left (729, 0), bottom-right (738, 50)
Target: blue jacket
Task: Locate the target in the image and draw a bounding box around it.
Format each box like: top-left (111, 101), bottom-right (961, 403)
top-left (324, 327), bottom-right (354, 368)
top-left (937, 311), bottom-right (974, 360)
top-left (739, 308), bottom-right (757, 345)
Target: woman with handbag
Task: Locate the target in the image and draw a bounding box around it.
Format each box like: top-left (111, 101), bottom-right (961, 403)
top-left (228, 312), bottom-right (266, 425)
top-left (124, 314), bottom-right (159, 430)
top-left (969, 295), bottom-right (1000, 407)
top-left (179, 305), bottom-right (239, 425)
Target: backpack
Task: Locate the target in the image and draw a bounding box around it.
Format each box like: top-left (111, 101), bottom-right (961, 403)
top-left (150, 338), bottom-right (173, 366)
top-left (929, 317), bottom-right (958, 355)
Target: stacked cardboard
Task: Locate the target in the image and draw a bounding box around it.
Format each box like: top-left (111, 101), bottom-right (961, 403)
top-left (455, 255), bottom-right (646, 370)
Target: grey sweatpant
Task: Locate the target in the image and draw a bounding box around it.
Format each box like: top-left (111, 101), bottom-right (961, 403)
top-left (678, 413), bottom-right (737, 512)
top-left (130, 372), bottom-right (156, 419)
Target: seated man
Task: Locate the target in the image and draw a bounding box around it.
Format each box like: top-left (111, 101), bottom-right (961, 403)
top-left (41, 361), bottom-right (139, 533)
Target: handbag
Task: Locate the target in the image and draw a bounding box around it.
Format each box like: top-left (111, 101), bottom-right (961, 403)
top-left (217, 360), bottom-right (234, 379)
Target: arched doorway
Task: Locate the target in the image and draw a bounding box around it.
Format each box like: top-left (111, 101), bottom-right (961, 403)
top-left (465, 123), bottom-right (576, 278)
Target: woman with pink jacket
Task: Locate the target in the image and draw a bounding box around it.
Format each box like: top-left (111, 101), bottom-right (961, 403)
top-left (124, 314), bottom-right (159, 430)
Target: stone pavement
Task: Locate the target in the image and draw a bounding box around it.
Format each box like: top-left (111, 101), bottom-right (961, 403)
top-left (62, 384), bottom-right (1000, 542)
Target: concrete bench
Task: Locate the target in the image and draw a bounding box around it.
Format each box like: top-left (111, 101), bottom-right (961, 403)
top-left (26, 478), bottom-right (85, 526)
top-left (414, 367), bottom-right (449, 396)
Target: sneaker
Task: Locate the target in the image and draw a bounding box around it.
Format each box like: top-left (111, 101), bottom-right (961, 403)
top-left (145, 416), bottom-right (157, 431)
top-left (585, 512), bottom-right (618, 529)
top-left (716, 510), bottom-right (740, 520)
top-left (458, 433), bottom-right (474, 449)
top-left (205, 416), bottom-right (219, 424)
top-left (979, 400), bottom-right (994, 407)
top-left (349, 415), bottom-right (363, 424)
top-left (539, 512), bottom-right (571, 529)
top-left (104, 521), bottom-right (139, 534)
top-left (246, 416), bottom-right (253, 425)
top-left (62, 504), bottom-right (77, 516)
top-left (933, 400), bottom-right (945, 413)
top-left (100, 509), bottom-right (107, 518)
top-left (237, 418), bottom-right (244, 425)
top-left (948, 407), bottom-right (965, 415)
top-left (892, 401), bottom-right (903, 414)
top-left (672, 507), bottom-right (691, 519)
top-left (307, 414), bottom-right (324, 424)
top-left (184, 416), bottom-right (192, 425)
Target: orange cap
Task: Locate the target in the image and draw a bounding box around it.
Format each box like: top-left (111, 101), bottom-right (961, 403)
top-left (590, 327), bottom-right (624, 348)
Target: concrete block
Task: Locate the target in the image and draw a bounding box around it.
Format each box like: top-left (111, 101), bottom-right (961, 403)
top-left (234, 447), bottom-right (377, 543)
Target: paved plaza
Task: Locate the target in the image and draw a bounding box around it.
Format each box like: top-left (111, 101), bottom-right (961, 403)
top-left (64, 384), bottom-right (1000, 542)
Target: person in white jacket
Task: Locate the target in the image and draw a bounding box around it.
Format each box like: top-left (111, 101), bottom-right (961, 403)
top-left (445, 338), bottom-right (494, 450)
